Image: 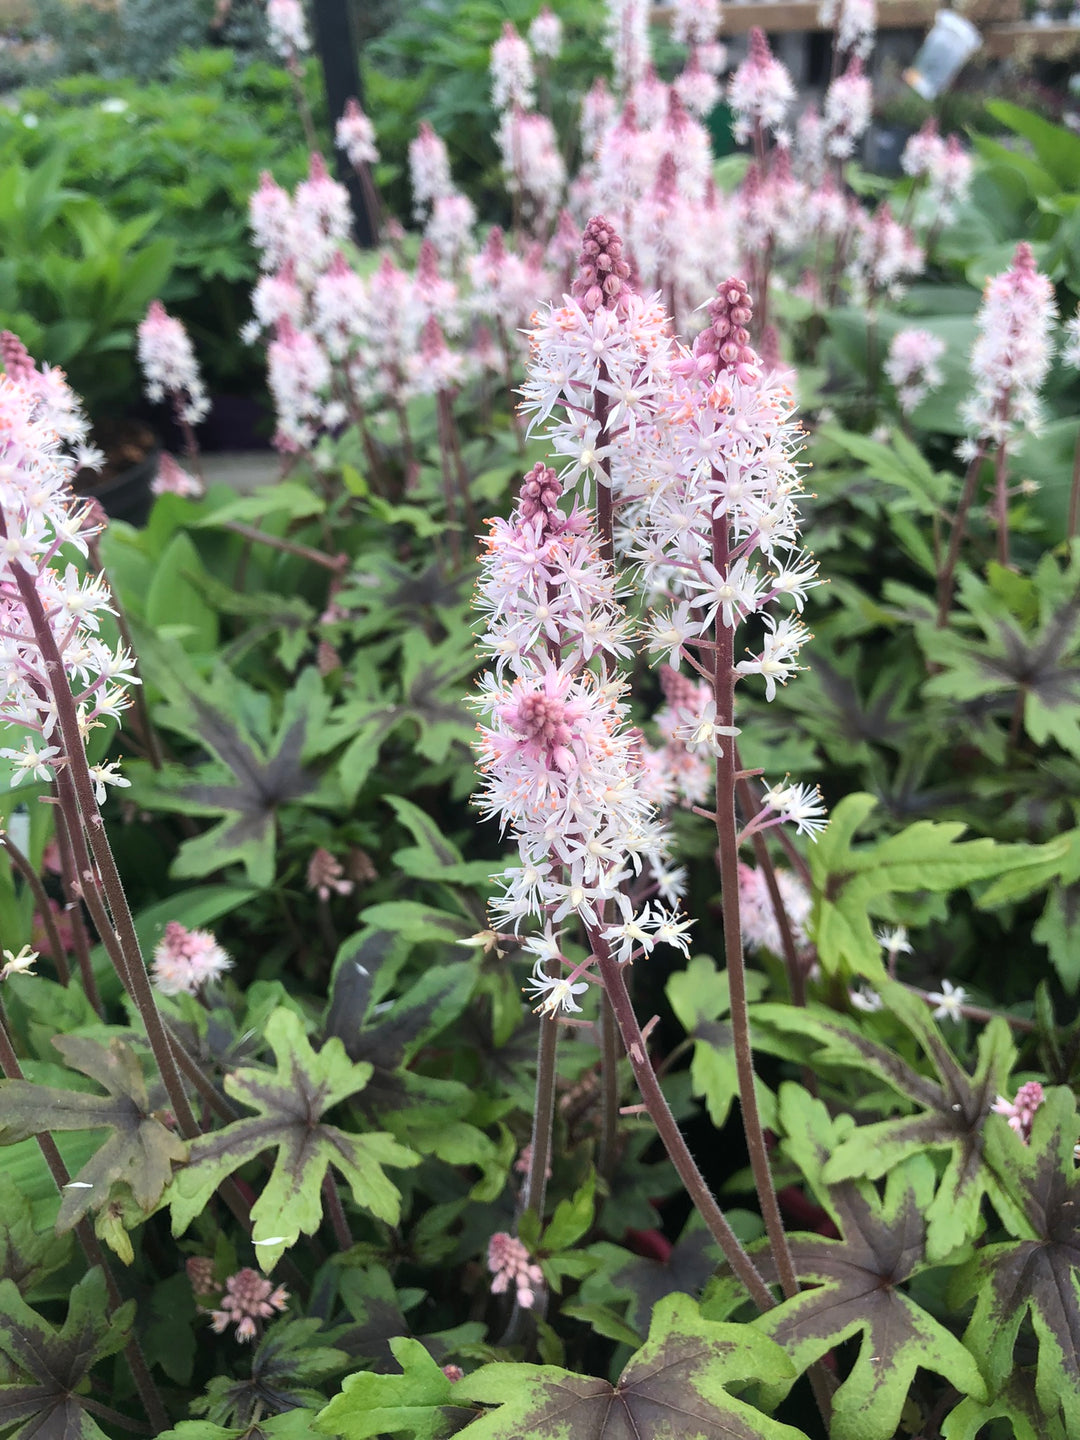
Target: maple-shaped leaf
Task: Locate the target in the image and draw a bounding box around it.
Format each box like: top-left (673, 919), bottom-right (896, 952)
top-left (666, 953), bottom-right (775, 1130)
top-left (130, 658), bottom-right (335, 889)
top-left (333, 631), bottom-right (477, 802)
top-left (0, 1174), bottom-right (72, 1295)
top-left (825, 981), bottom-right (1015, 1259)
top-left (167, 1008), bottom-right (419, 1271)
top-left (754, 1161), bottom-right (986, 1440)
top-left (454, 1293), bottom-right (800, 1440)
top-left (324, 927), bottom-right (501, 1183)
top-left (325, 927), bottom-right (478, 1120)
top-left (949, 1087), bottom-right (1080, 1432)
top-left (0, 1034), bottom-right (188, 1231)
top-left (758, 980), bottom-right (1016, 1260)
top-left (0, 1267), bottom-right (135, 1439)
top-left (808, 793), bottom-right (1064, 978)
top-left (918, 552), bottom-right (1080, 758)
top-left (315, 1335), bottom-right (475, 1440)
top-left (192, 1319), bottom-right (349, 1428)
top-left (941, 1370), bottom-right (1069, 1440)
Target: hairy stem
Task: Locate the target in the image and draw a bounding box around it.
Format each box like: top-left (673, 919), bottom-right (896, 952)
top-left (0, 998), bottom-right (169, 1434)
top-left (2, 828), bottom-right (70, 986)
top-left (936, 441), bottom-right (988, 625)
top-left (520, 1000), bottom-right (559, 1225)
top-left (596, 991), bottom-right (621, 1180)
top-left (994, 439), bottom-right (1011, 568)
top-left (711, 516), bottom-right (800, 1304)
top-left (591, 932), bottom-right (774, 1311)
top-left (51, 801), bottom-right (103, 1016)
top-left (9, 557), bottom-right (199, 1139)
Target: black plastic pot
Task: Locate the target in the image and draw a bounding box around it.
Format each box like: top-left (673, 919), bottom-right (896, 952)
top-left (81, 446), bottom-right (160, 529)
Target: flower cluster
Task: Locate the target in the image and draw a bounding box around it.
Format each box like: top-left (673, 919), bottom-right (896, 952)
top-left (487, 1232), bottom-right (544, 1309)
top-left (335, 97), bottom-right (378, 169)
top-left (819, 0), bottom-right (877, 58)
top-left (490, 21), bottom-right (535, 111)
top-left (822, 57), bottom-right (872, 160)
top-left (528, 5), bottom-right (563, 58)
top-left (471, 456), bottom-right (682, 983)
top-left (137, 301), bottom-right (210, 426)
top-left (961, 241), bottom-right (1057, 447)
top-left (208, 1268), bottom-right (289, 1342)
top-left (847, 203), bottom-right (924, 304)
top-left (901, 119), bottom-right (973, 222)
top-left (885, 328), bottom-right (947, 415)
top-left (728, 28), bottom-right (795, 146)
top-left (152, 454), bottom-right (204, 499)
top-left (991, 1080), bottom-right (1045, 1143)
top-left (738, 863), bottom-right (811, 954)
top-left (306, 846), bottom-right (353, 901)
top-left (265, 0), bottom-right (309, 58)
top-left (0, 343), bottom-right (139, 795)
top-left (150, 921), bottom-right (233, 996)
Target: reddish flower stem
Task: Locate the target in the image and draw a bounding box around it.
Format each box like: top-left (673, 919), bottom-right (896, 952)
top-left (0, 996), bottom-right (169, 1434)
top-left (2, 829), bottom-right (70, 986)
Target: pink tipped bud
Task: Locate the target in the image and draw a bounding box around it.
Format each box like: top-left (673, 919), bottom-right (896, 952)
top-left (517, 461), bottom-right (564, 532)
top-left (571, 216), bottom-right (633, 316)
top-left (0, 330), bottom-right (35, 381)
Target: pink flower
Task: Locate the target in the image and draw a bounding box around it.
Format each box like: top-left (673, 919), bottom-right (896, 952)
top-left (335, 97), bottom-right (378, 169)
top-left (823, 56), bottom-right (872, 159)
top-left (496, 109), bottom-right (565, 224)
top-left (528, 6), bottom-right (563, 59)
top-left (137, 302), bottom-right (209, 425)
top-left (209, 1267), bottom-right (289, 1342)
top-left (151, 454), bottom-right (203, 499)
top-left (266, 0), bottom-right (309, 57)
top-left (306, 847), bottom-right (353, 902)
top-left (728, 28), bottom-right (795, 145)
top-left (490, 21), bottom-right (535, 112)
top-left (738, 861), bottom-right (811, 954)
top-left (885, 327), bottom-right (946, 414)
top-left (266, 318), bottom-right (332, 453)
top-left (409, 122), bottom-right (454, 220)
top-left (671, 0), bottom-right (722, 47)
top-left (961, 242), bottom-right (1056, 444)
top-left (249, 171), bottom-right (294, 272)
top-left (151, 921), bottom-right (232, 997)
top-left (487, 1232), bottom-right (544, 1309)
top-left (674, 49), bottom-right (722, 119)
top-left (991, 1081), bottom-right (1045, 1143)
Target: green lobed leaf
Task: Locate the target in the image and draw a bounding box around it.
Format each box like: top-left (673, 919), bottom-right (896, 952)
top-left (0, 1034), bottom-right (188, 1232)
top-left (167, 1008), bottom-right (419, 1271)
top-left (809, 793), bottom-right (1043, 978)
top-left (755, 1164), bottom-right (986, 1440)
top-left (454, 1293), bottom-right (801, 1439)
top-left (314, 1335), bottom-right (473, 1439)
top-left (949, 1088), bottom-right (1080, 1432)
top-left (0, 1267), bottom-right (135, 1439)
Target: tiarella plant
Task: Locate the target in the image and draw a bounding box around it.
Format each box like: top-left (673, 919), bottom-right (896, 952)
top-left (1, 1), bottom-right (1080, 1438)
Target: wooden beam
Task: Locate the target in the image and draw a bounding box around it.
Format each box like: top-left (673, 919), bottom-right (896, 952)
top-left (979, 19), bottom-right (1080, 56)
top-left (654, 0), bottom-right (1021, 34)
